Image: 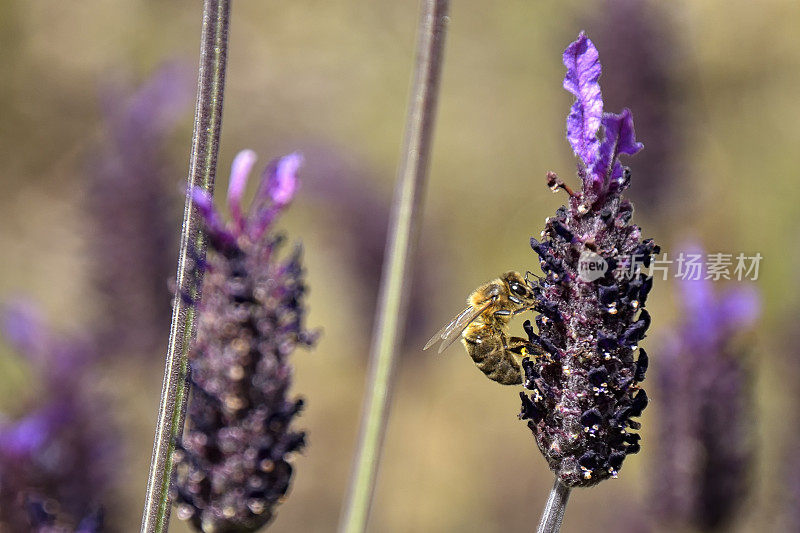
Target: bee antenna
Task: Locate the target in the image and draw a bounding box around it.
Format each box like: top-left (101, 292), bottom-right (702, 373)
top-left (525, 270), bottom-right (541, 286)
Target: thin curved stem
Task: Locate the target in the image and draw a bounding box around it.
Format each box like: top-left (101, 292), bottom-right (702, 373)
top-left (139, 1), bottom-right (230, 532)
top-left (536, 478), bottom-right (572, 533)
top-left (337, 1), bottom-right (449, 532)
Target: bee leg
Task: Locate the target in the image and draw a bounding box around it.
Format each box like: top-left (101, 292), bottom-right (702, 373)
top-left (510, 305), bottom-right (536, 317)
top-left (507, 336), bottom-right (532, 366)
top-left (497, 334), bottom-right (532, 385)
top-left (509, 336), bottom-right (548, 367)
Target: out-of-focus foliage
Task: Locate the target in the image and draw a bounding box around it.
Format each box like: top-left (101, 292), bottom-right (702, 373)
top-left (0, 1), bottom-right (798, 531)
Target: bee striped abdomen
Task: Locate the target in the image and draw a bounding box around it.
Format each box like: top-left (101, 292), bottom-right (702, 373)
top-left (462, 325), bottom-right (522, 385)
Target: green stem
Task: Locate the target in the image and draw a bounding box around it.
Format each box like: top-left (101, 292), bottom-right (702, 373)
top-left (338, 1), bottom-right (449, 532)
top-left (139, 1), bottom-right (230, 531)
top-left (536, 478), bottom-right (571, 533)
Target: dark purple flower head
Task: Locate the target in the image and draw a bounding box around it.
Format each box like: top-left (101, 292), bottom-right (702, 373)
top-left (174, 151), bottom-right (315, 532)
top-left (653, 248), bottom-right (759, 530)
top-left (0, 303), bottom-right (115, 532)
top-left (518, 33), bottom-right (658, 487)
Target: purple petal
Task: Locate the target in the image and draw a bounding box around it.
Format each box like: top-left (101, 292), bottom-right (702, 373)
top-left (126, 62), bottom-right (194, 136)
top-left (227, 149), bottom-right (257, 230)
top-left (191, 187), bottom-right (234, 244)
top-left (191, 187), bottom-right (216, 220)
top-left (268, 152), bottom-right (303, 207)
top-left (248, 152), bottom-right (303, 241)
top-left (0, 410), bottom-right (52, 457)
top-left (675, 243), bottom-right (761, 351)
top-left (593, 109), bottom-right (643, 190)
top-left (610, 108), bottom-right (643, 156)
top-left (101, 61), bottom-right (194, 159)
top-left (719, 286), bottom-right (760, 330)
top-left (678, 244), bottom-right (712, 316)
top-left (1, 300), bottom-right (49, 363)
top-left (563, 32), bottom-right (603, 169)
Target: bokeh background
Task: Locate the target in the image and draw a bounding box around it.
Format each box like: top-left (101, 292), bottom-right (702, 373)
top-left (1, 0), bottom-right (799, 531)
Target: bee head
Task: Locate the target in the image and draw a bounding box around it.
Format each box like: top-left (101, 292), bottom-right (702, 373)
top-left (504, 271), bottom-right (535, 303)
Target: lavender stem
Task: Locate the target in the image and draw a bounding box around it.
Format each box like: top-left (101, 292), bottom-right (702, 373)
top-left (139, 1), bottom-right (230, 531)
top-left (536, 478), bottom-right (571, 533)
top-left (338, 1), bottom-right (449, 532)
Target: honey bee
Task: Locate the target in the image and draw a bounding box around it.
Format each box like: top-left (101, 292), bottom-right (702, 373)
top-left (423, 271), bottom-right (543, 385)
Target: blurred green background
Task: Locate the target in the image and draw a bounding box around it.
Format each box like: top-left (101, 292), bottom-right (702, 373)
top-left (1, 1), bottom-right (799, 531)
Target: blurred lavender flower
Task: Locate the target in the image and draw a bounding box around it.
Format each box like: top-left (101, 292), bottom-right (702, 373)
top-left (653, 252), bottom-right (759, 531)
top-left (88, 62), bottom-right (193, 356)
top-left (519, 33), bottom-right (658, 487)
top-left (300, 145), bottom-right (439, 350)
top-left (781, 317), bottom-right (800, 532)
top-left (581, 0), bottom-right (684, 216)
top-left (0, 301), bottom-right (115, 532)
top-left (786, 455), bottom-right (800, 532)
top-left (173, 151), bottom-right (316, 532)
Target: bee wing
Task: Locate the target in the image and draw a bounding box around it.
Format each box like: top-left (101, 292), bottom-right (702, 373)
top-left (423, 300), bottom-right (494, 354)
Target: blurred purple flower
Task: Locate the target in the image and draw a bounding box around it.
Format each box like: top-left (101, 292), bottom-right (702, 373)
top-left (0, 408), bottom-right (56, 459)
top-left (88, 61), bottom-right (194, 356)
top-left (787, 454), bottom-right (800, 531)
top-left (174, 151), bottom-right (316, 532)
top-left (0, 302), bottom-right (116, 532)
top-left (519, 32), bottom-right (658, 487)
top-left (1, 299), bottom-right (95, 388)
top-left (581, 0), bottom-right (684, 214)
top-left (653, 247), bottom-right (759, 531)
top-left (298, 144), bottom-right (440, 350)
top-left (25, 500), bottom-right (103, 533)
top-left (781, 316), bottom-right (800, 531)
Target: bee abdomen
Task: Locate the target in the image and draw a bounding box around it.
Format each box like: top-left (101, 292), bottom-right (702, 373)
top-left (463, 334), bottom-right (522, 385)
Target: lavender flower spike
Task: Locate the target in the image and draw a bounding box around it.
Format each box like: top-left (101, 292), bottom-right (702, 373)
top-left (0, 302), bottom-right (114, 532)
top-left (173, 150), bottom-right (316, 532)
top-left (519, 33), bottom-right (658, 488)
top-left (89, 62), bottom-right (193, 357)
top-left (653, 250), bottom-right (759, 531)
